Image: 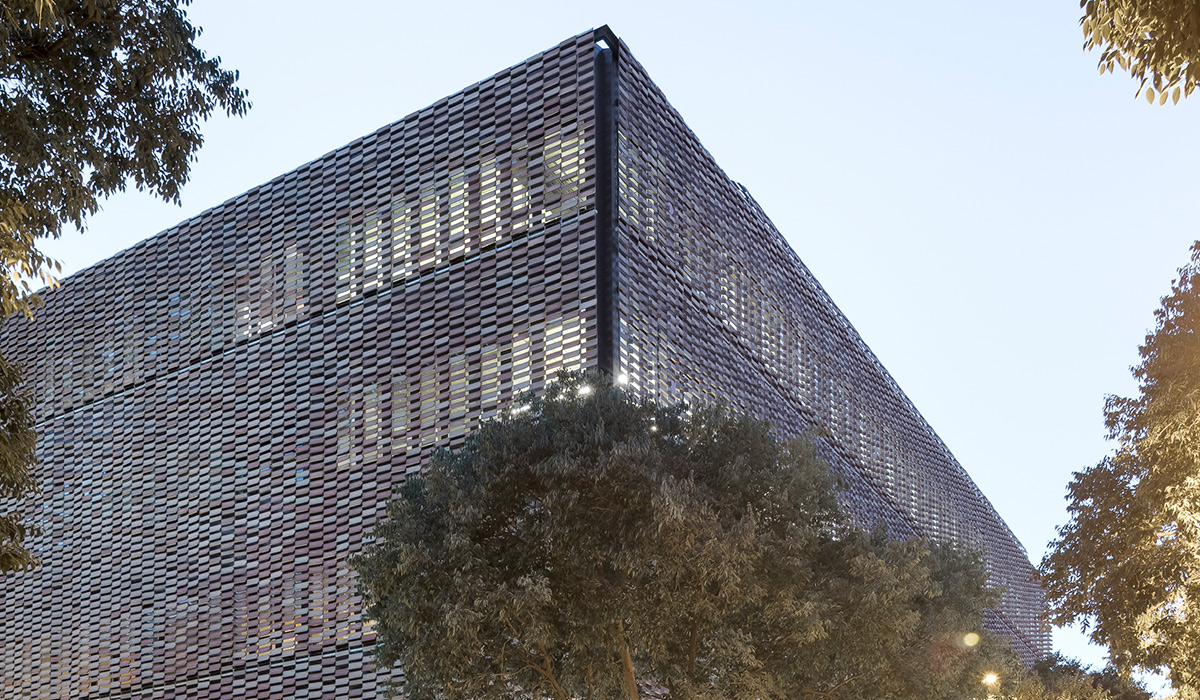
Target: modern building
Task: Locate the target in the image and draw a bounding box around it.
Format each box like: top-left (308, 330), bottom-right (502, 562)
top-left (0, 26), bottom-right (1049, 700)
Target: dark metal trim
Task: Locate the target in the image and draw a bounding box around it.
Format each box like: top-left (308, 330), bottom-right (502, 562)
top-left (593, 27), bottom-right (619, 378)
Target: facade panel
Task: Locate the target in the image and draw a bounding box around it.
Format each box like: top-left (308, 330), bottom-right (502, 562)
top-left (610, 36), bottom-right (1049, 660)
top-left (0, 27), bottom-right (1046, 700)
top-left (0, 31), bottom-right (599, 699)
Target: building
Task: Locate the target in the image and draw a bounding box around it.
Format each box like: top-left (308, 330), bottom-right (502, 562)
top-left (0, 26), bottom-right (1049, 700)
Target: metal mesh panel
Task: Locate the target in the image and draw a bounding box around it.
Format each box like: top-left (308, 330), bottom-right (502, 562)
top-left (1, 27), bottom-right (1049, 700)
top-left (611, 37), bottom-right (1050, 662)
top-left (0, 30), bottom-right (600, 700)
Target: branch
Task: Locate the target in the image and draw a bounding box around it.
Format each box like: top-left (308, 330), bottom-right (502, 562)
top-left (521, 663), bottom-right (568, 700)
top-left (13, 29), bottom-right (71, 61)
top-left (500, 610), bottom-right (568, 700)
top-left (828, 674), bottom-right (861, 693)
top-left (535, 640), bottom-right (570, 700)
top-left (616, 619), bottom-right (640, 700)
top-left (802, 674), bottom-right (861, 700)
top-left (501, 610), bottom-right (523, 643)
top-left (687, 616), bottom-right (703, 678)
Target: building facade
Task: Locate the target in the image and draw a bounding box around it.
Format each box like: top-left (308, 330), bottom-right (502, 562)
top-left (0, 27), bottom-right (1048, 700)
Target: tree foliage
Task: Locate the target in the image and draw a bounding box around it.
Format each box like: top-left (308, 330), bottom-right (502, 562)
top-left (1032, 655), bottom-right (1151, 700)
top-left (1, 0), bottom-right (249, 317)
top-left (1003, 671), bottom-right (1115, 700)
top-left (0, 0), bottom-right (247, 573)
top-left (944, 654), bottom-right (1135, 700)
top-left (1080, 0), bottom-right (1200, 104)
top-left (354, 374), bottom-right (1017, 700)
top-left (0, 353), bottom-right (37, 572)
top-left (1041, 243), bottom-right (1200, 699)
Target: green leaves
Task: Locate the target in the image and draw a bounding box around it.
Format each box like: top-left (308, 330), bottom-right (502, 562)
top-left (0, 353), bottom-right (40, 573)
top-left (1032, 654), bottom-right (1151, 700)
top-left (354, 372), bottom-right (1012, 700)
top-left (1080, 0), bottom-right (1200, 105)
top-left (1041, 242), bottom-right (1200, 697)
top-left (0, 0), bottom-right (249, 318)
top-left (0, 0), bottom-right (247, 573)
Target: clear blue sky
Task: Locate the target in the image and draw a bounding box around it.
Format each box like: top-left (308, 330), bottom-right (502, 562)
top-left (40, 0), bottom-right (1198, 684)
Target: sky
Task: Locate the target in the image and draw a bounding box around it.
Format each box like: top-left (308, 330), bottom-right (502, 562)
top-left (37, 0), bottom-right (1199, 686)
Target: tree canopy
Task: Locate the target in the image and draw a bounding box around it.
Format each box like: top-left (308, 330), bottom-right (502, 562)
top-left (354, 373), bottom-right (1019, 700)
top-left (1, 0), bottom-right (248, 316)
top-left (0, 0), bottom-right (248, 573)
top-left (0, 353), bottom-right (38, 572)
top-left (1032, 655), bottom-right (1151, 700)
top-left (1080, 0), bottom-right (1200, 104)
top-left (1041, 243), bottom-right (1200, 699)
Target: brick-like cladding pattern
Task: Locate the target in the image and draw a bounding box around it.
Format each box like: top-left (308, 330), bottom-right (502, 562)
top-left (611, 38), bottom-right (1049, 661)
top-left (0, 32), bottom-right (599, 700)
top-left (0, 27), bottom-right (1046, 700)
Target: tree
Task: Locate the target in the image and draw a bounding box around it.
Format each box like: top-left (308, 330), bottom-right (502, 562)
top-left (1, 0), bottom-right (249, 317)
top-left (1032, 655), bottom-right (1151, 700)
top-left (1080, 0), bottom-right (1200, 104)
top-left (354, 373), bottom-right (1015, 700)
top-left (1041, 243), bottom-right (1200, 699)
top-left (947, 654), bottom-right (1133, 700)
top-left (1089, 665), bottom-right (1155, 700)
top-left (0, 0), bottom-right (248, 573)
top-left (1003, 672), bottom-right (1114, 700)
top-left (0, 353), bottom-right (37, 572)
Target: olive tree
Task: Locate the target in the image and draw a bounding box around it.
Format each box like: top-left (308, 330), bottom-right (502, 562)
top-left (354, 374), bottom-right (1013, 700)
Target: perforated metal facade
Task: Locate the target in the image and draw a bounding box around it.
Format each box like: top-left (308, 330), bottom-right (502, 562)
top-left (607, 34), bottom-right (1048, 662)
top-left (0, 27), bottom-right (1045, 700)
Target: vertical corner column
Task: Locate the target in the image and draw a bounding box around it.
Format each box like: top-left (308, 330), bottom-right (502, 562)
top-left (593, 27), bottom-right (619, 378)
